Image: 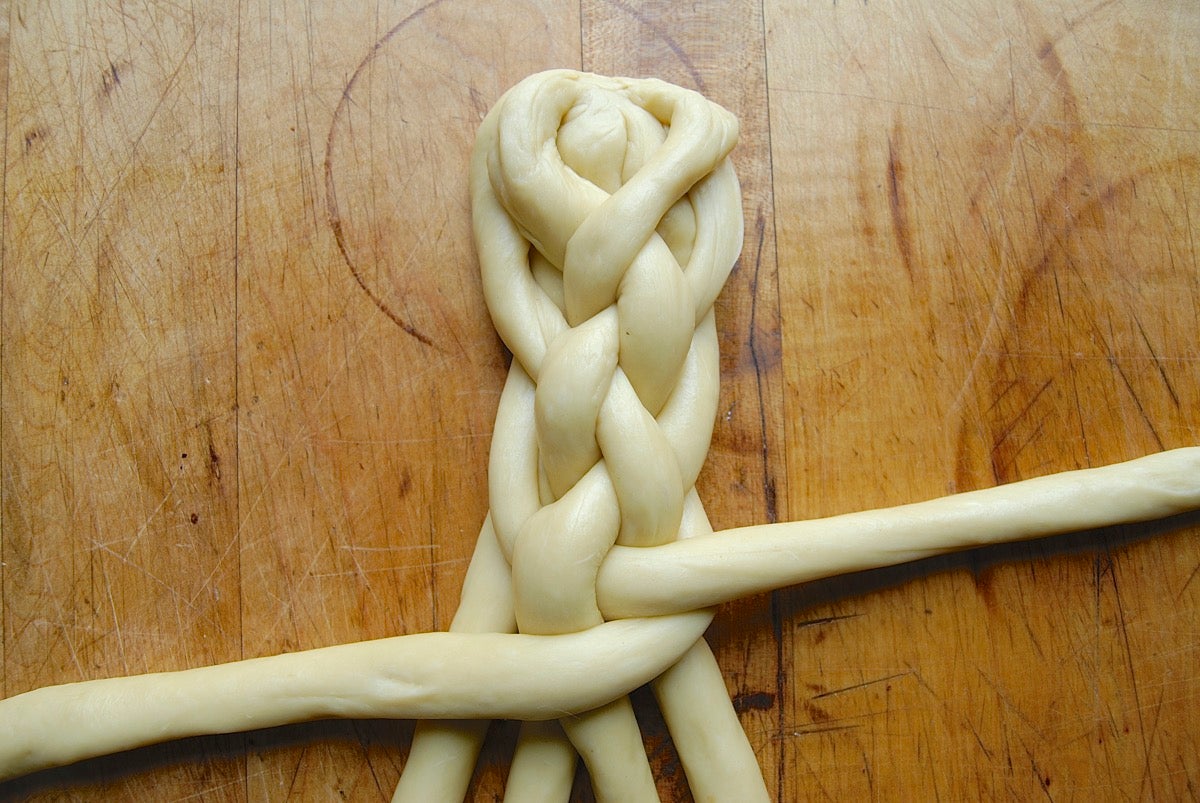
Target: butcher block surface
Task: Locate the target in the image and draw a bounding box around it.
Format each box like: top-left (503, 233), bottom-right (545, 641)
top-left (2, 2), bottom-right (1198, 799)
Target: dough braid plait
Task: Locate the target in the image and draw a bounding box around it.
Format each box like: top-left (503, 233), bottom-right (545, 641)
top-left (0, 70), bottom-right (1198, 800)
top-left (396, 69), bottom-right (765, 802)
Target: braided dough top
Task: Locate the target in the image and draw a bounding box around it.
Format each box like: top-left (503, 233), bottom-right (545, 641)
top-left (472, 70), bottom-right (743, 638)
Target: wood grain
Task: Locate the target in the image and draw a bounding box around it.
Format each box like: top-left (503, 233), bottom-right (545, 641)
top-left (2, 1), bottom-right (1197, 800)
top-left (2, 3), bottom-right (243, 799)
top-left (770, 1), bottom-right (1199, 798)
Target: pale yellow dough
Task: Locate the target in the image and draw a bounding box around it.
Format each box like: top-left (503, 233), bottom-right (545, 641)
top-left (0, 70), bottom-right (1197, 803)
top-left (421, 68), bottom-right (763, 803)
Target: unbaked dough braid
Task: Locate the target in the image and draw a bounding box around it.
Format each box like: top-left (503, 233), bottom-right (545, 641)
top-left (3, 68), bottom-right (1197, 800)
top-left (396, 69), bottom-right (764, 802)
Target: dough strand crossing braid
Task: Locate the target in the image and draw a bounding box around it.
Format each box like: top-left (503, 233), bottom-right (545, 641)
top-left (1, 70), bottom-right (1198, 800)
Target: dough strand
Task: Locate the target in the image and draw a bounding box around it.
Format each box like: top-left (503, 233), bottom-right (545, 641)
top-left (0, 447), bottom-right (1195, 784)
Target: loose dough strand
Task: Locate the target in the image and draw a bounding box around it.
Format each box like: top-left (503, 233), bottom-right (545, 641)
top-left (595, 446), bottom-right (1200, 618)
top-left (0, 613), bottom-right (712, 781)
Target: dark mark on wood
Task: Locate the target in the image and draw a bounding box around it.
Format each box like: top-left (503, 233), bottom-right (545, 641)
top-left (101, 61), bottom-right (123, 96)
top-left (323, 1), bottom-right (451, 348)
top-left (747, 210), bottom-right (780, 525)
top-left (886, 125), bottom-right (918, 286)
top-left (790, 722), bottom-right (860, 737)
top-left (804, 701), bottom-right (831, 722)
top-left (23, 126), bottom-right (49, 153)
top-left (794, 612), bottom-right (861, 629)
top-left (811, 671), bottom-right (910, 700)
top-left (732, 691), bottom-right (775, 713)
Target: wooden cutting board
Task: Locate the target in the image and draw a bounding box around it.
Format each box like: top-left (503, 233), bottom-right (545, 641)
top-left (3, 1), bottom-right (1197, 799)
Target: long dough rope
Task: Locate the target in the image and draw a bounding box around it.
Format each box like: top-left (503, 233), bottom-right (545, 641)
top-left (1, 70), bottom-right (1197, 798)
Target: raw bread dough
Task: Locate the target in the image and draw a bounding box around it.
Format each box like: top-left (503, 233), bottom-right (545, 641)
top-left (1, 70), bottom-right (1197, 803)
top-left (412, 69), bottom-right (763, 802)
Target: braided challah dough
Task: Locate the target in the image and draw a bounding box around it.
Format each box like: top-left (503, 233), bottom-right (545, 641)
top-left (398, 69), bottom-right (765, 802)
top-left (1, 70), bottom-right (1198, 801)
